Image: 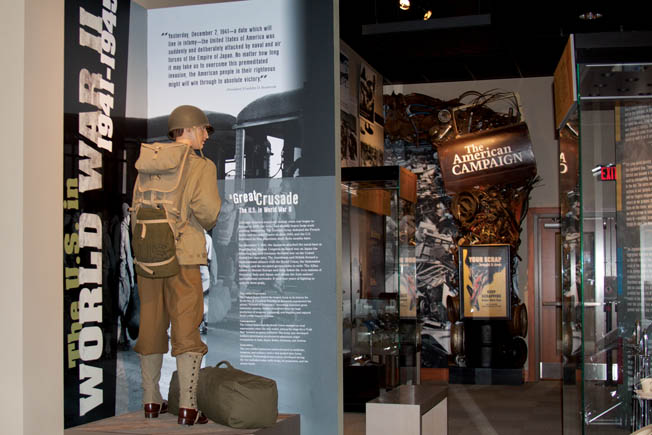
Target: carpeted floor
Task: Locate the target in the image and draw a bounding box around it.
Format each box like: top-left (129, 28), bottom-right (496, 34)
top-left (445, 382), bottom-right (562, 435)
top-left (344, 381), bottom-right (567, 435)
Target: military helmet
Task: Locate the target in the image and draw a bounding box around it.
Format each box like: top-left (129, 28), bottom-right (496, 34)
top-left (167, 105), bottom-right (214, 138)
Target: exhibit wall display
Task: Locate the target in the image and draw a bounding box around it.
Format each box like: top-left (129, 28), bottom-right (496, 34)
top-left (385, 81), bottom-right (559, 370)
top-left (384, 89), bottom-right (537, 369)
top-left (617, 105), bottom-right (652, 322)
top-left (64, 1), bottom-right (339, 433)
top-left (63, 0), bottom-right (132, 427)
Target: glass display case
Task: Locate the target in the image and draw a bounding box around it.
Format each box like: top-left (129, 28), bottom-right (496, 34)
top-left (341, 166), bottom-right (418, 411)
top-left (556, 32), bottom-right (652, 434)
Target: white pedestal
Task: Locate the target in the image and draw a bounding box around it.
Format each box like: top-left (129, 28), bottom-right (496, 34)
top-left (365, 385), bottom-right (447, 435)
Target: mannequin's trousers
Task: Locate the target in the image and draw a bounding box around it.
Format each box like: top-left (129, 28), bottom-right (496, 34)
top-left (134, 265), bottom-right (207, 357)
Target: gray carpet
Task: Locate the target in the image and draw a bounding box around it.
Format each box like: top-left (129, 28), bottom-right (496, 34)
top-left (446, 382), bottom-right (562, 435)
top-left (345, 381), bottom-right (567, 435)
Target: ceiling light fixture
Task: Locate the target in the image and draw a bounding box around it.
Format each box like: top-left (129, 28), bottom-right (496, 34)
top-left (424, 10), bottom-right (432, 20)
top-left (579, 11), bottom-right (603, 20)
top-left (399, 0), bottom-right (410, 11)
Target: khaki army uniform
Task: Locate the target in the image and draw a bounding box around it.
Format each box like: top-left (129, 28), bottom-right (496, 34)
top-left (132, 143), bottom-right (221, 357)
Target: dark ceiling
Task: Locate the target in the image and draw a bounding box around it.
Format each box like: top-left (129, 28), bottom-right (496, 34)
top-left (339, 0), bottom-right (652, 85)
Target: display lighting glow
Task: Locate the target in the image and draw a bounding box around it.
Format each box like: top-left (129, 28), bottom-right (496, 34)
top-left (424, 10), bottom-right (432, 20)
top-left (399, 0), bottom-right (410, 11)
top-left (579, 11), bottom-right (603, 20)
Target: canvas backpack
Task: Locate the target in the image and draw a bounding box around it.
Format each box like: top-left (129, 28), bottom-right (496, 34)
top-left (131, 142), bottom-right (191, 278)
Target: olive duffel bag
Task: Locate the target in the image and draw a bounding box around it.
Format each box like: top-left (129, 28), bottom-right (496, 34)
top-left (168, 360), bottom-right (279, 428)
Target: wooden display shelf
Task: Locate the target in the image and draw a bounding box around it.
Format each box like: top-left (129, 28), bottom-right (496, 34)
top-left (64, 412), bottom-right (300, 435)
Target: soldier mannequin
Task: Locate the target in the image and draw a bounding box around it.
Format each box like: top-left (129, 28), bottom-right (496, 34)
top-left (132, 105), bottom-right (221, 425)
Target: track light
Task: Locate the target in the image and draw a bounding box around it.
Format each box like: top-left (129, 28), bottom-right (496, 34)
top-left (423, 9), bottom-right (432, 20)
top-left (399, 0), bottom-right (410, 11)
top-left (579, 11), bottom-right (603, 20)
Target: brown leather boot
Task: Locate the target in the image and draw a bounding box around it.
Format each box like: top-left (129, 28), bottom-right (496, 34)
top-left (178, 407), bottom-right (209, 425)
top-left (176, 352), bottom-right (208, 425)
top-left (139, 353), bottom-right (168, 418)
top-left (143, 401), bottom-right (168, 418)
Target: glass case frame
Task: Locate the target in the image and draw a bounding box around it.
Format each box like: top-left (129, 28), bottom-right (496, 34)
top-left (341, 165), bottom-right (418, 411)
top-left (557, 32), bottom-right (652, 434)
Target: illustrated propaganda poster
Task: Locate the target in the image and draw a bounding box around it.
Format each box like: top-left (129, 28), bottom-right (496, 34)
top-left (459, 245), bottom-right (510, 319)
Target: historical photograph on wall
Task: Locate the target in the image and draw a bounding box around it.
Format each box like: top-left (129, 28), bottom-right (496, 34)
top-left (340, 43), bottom-right (359, 119)
top-left (360, 119), bottom-right (384, 167)
top-left (359, 60), bottom-right (384, 166)
top-left (359, 63), bottom-right (378, 123)
top-left (340, 44), bottom-right (383, 168)
top-left (341, 110), bottom-right (359, 166)
top-left (340, 42), bottom-right (360, 168)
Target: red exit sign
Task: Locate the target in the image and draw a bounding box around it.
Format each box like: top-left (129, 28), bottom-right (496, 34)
top-left (600, 165), bottom-right (617, 181)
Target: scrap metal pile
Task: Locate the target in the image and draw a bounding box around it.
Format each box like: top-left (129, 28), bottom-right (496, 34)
top-left (385, 90), bottom-right (538, 368)
top-left (384, 91), bottom-right (521, 149)
top-left (385, 89), bottom-right (537, 275)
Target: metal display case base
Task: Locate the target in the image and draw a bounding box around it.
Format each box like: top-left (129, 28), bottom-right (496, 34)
top-left (343, 364), bottom-right (385, 412)
top-left (449, 367), bottom-right (523, 385)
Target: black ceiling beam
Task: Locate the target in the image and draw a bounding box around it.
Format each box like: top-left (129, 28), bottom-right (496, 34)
top-left (361, 14), bottom-right (491, 35)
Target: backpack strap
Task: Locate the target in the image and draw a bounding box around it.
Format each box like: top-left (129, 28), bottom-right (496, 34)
top-left (138, 198), bottom-right (174, 207)
top-left (133, 256), bottom-right (177, 276)
top-left (135, 216), bottom-right (173, 239)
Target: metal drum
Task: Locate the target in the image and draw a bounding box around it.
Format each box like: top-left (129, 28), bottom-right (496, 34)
top-left (508, 303), bottom-right (528, 337)
top-left (447, 294), bottom-right (460, 323)
top-left (517, 303), bottom-right (528, 337)
top-left (450, 321), bottom-right (465, 357)
top-left (562, 322), bottom-right (573, 358)
top-left (511, 336), bottom-right (528, 368)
